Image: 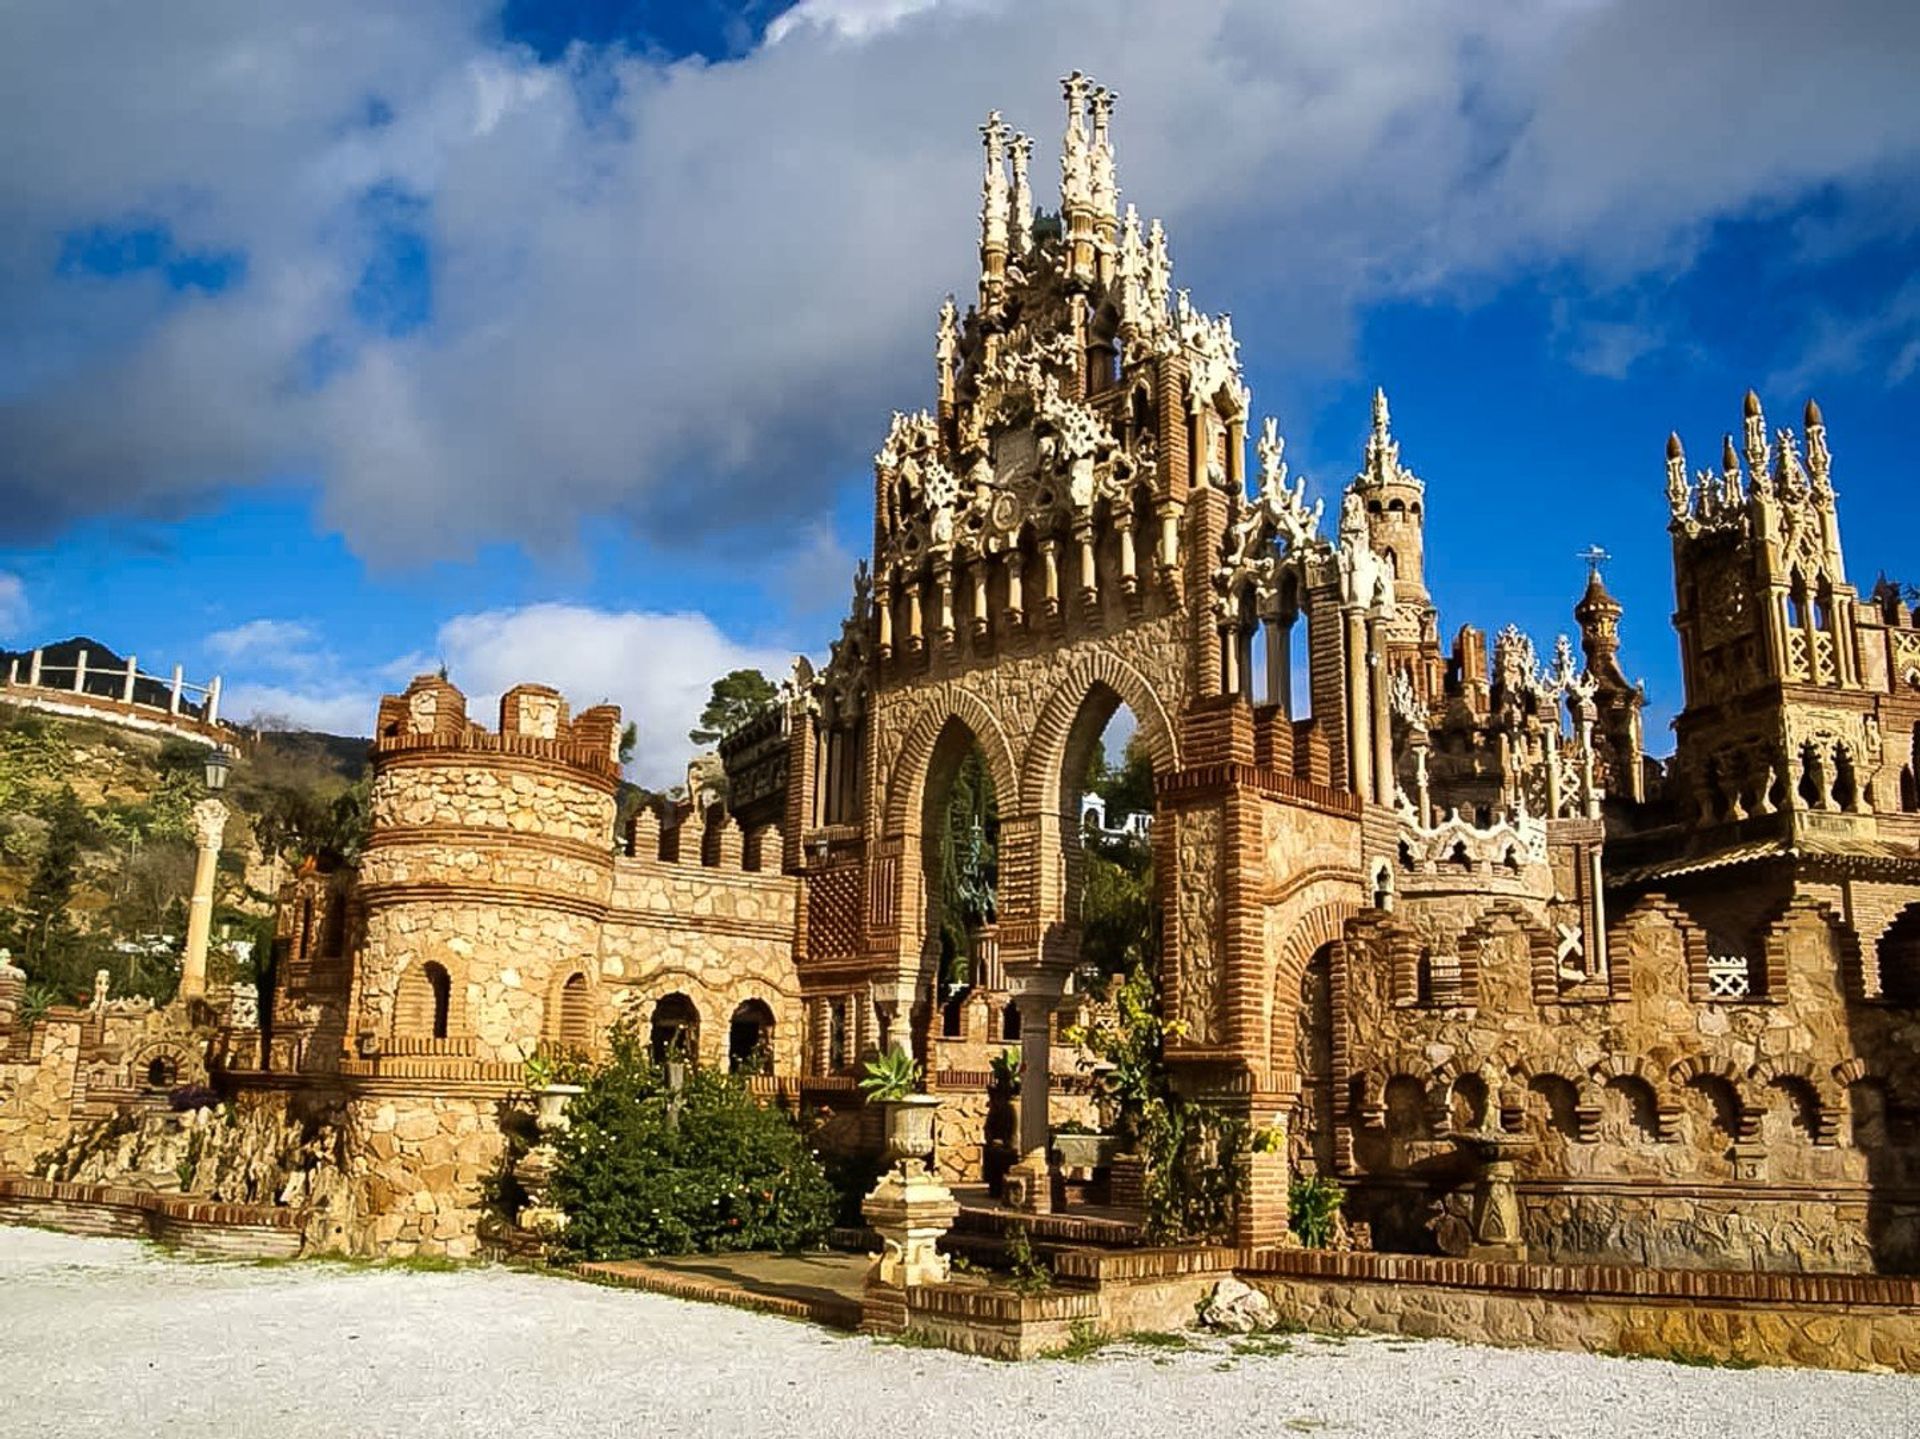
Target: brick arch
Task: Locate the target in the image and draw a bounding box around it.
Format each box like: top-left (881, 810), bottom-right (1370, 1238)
top-left (544, 967), bottom-right (596, 1052)
top-left (1752, 1054), bottom-right (1842, 1118)
top-left (880, 687), bottom-right (1021, 835)
top-left (1669, 1053), bottom-right (1761, 1130)
top-left (1267, 900), bottom-right (1360, 1078)
top-left (129, 1038), bottom-right (204, 1090)
top-left (1015, 648), bottom-right (1180, 814)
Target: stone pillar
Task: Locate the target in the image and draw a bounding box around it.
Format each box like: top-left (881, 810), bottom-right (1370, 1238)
top-left (180, 798), bottom-right (228, 1002)
top-left (1005, 990), bottom-right (1055, 1213)
top-left (1236, 1132), bottom-right (1292, 1251)
top-left (27, 648), bottom-right (41, 687)
top-left (169, 663), bottom-right (183, 714)
top-left (122, 656), bottom-right (138, 704)
top-left (1005, 552), bottom-right (1025, 626)
top-left (1277, 618), bottom-right (1294, 716)
top-left (1344, 610), bottom-right (1371, 799)
top-left (72, 648), bottom-right (88, 694)
top-left (206, 675), bottom-right (221, 726)
top-left (1369, 623), bottom-right (1393, 805)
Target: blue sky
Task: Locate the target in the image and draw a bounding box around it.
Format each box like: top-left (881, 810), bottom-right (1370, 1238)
top-left (2, 1), bottom-right (1917, 784)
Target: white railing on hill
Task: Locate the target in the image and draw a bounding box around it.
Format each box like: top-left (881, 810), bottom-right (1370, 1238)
top-left (4, 647), bottom-right (223, 729)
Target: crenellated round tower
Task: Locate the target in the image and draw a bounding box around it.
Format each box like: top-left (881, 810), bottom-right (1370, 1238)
top-left (351, 674), bottom-right (624, 1068)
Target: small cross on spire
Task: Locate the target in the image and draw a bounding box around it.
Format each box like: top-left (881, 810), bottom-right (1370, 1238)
top-left (1578, 545), bottom-right (1610, 575)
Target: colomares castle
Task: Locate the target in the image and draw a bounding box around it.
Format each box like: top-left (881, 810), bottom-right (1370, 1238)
top-left (5, 73), bottom-right (1919, 1363)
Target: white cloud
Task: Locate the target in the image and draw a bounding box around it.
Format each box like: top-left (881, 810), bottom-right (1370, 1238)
top-left (0, 572), bottom-right (26, 639)
top-left (2, 1), bottom-right (1918, 570)
top-left (432, 602), bottom-right (795, 786)
top-left (206, 618), bottom-right (320, 665)
top-left (223, 681), bottom-right (379, 738)
top-left (767, 0), bottom-right (952, 44)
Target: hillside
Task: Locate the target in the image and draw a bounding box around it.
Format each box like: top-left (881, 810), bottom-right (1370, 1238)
top-left (0, 699), bottom-right (368, 1006)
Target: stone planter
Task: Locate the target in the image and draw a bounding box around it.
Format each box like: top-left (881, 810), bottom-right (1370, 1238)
top-left (534, 1082), bottom-right (585, 1134)
top-left (1052, 1131), bottom-right (1118, 1172)
top-left (878, 1094), bottom-right (944, 1170)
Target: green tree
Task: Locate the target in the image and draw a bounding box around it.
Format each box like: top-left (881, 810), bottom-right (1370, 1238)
top-left (21, 786), bottom-right (90, 966)
top-left (688, 669), bottom-right (778, 746)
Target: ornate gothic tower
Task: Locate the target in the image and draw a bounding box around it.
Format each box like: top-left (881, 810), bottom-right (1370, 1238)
top-left (1350, 388), bottom-right (1443, 702)
top-left (1667, 393), bottom-right (1878, 838)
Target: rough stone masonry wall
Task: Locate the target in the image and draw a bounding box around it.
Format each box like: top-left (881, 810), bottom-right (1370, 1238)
top-left (354, 754), bottom-right (615, 1065)
top-left (597, 856), bottom-right (804, 1072)
top-left (343, 1091), bottom-right (508, 1259)
top-left (1332, 884), bottom-right (1920, 1271)
top-left (0, 1017), bottom-right (79, 1173)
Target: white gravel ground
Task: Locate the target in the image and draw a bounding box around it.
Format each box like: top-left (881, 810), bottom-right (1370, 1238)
top-left (3, 1226), bottom-right (1915, 1439)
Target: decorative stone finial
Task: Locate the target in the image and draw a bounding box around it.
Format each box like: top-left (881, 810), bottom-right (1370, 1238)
top-left (1805, 397), bottom-right (1832, 496)
top-left (1665, 433), bottom-right (1689, 518)
top-left (979, 110), bottom-right (1009, 258)
top-left (1008, 131), bottom-right (1033, 255)
top-left (1088, 85), bottom-right (1117, 222)
top-left (1059, 71), bottom-right (1090, 211)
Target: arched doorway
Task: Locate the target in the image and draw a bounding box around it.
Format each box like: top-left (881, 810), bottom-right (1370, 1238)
top-left (650, 993), bottom-right (700, 1063)
top-left (918, 717), bottom-right (1001, 1035)
top-left (728, 999), bottom-right (775, 1073)
top-left (1067, 694), bottom-right (1155, 977)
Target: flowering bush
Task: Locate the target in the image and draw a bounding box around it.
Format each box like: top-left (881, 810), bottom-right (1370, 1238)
top-left (548, 1022), bottom-right (836, 1260)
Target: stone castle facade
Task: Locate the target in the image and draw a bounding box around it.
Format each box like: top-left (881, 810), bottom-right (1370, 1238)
top-left (6, 73), bottom-right (1917, 1272)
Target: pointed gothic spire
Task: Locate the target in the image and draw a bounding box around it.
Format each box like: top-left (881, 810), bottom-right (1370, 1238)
top-left (1805, 396), bottom-right (1832, 496)
top-left (1145, 217), bottom-right (1171, 318)
top-left (1360, 386), bottom-right (1401, 486)
top-left (936, 294), bottom-right (958, 407)
top-left (1721, 432), bottom-right (1743, 511)
top-left (1008, 131), bottom-right (1033, 256)
top-left (1088, 84), bottom-right (1117, 226)
top-left (1059, 71), bottom-right (1090, 211)
top-left (979, 110), bottom-right (1009, 256)
top-left (1743, 388), bottom-right (1770, 488)
top-left (1665, 432), bottom-right (1689, 520)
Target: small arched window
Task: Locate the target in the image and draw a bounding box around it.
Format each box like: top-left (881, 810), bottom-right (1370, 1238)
top-left (423, 962), bottom-right (451, 1040)
top-left (556, 973), bottom-right (592, 1053)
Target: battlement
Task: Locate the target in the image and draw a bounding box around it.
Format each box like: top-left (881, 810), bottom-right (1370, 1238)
top-left (373, 674), bottom-right (622, 782)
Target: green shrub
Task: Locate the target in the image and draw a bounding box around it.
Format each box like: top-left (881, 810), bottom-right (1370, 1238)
top-left (1288, 1173), bottom-right (1344, 1249)
top-left (548, 1024), bottom-right (836, 1261)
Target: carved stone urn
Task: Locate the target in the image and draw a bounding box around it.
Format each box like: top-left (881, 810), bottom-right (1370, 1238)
top-left (1451, 1130), bottom-right (1535, 1260)
top-left (879, 1093), bottom-right (944, 1171)
top-left (534, 1082), bottom-right (586, 1134)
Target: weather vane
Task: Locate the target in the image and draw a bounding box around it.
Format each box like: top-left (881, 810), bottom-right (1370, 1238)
top-left (1578, 545), bottom-right (1611, 574)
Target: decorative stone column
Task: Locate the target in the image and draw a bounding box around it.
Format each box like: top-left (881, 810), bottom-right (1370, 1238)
top-left (1004, 990), bottom-right (1057, 1213)
top-left (863, 1095), bottom-right (959, 1288)
top-left (180, 798), bottom-right (228, 1002)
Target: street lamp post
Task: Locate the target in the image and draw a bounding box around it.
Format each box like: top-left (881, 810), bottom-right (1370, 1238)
top-left (179, 746), bottom-right (232, 1004)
